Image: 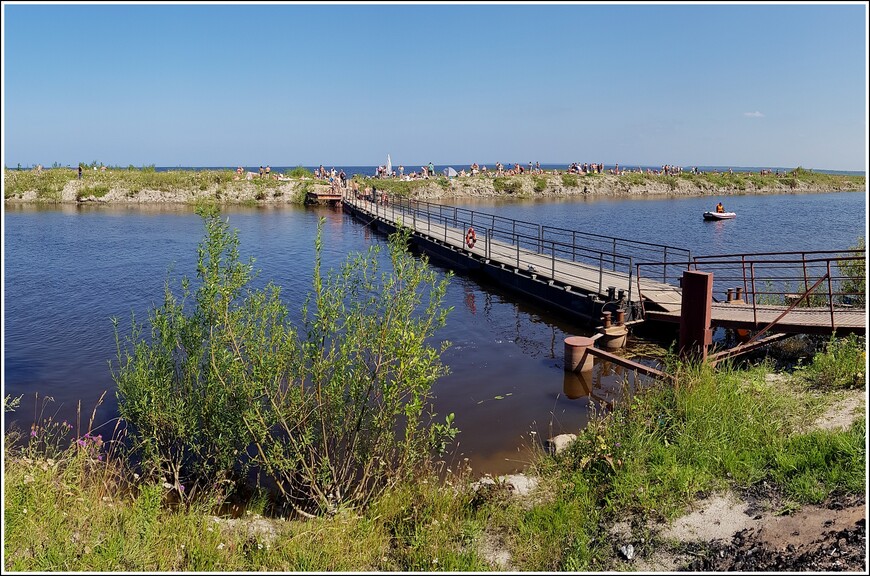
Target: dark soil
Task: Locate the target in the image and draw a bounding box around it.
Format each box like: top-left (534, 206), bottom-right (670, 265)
top-left (684, 493), bottom-right (866, 572)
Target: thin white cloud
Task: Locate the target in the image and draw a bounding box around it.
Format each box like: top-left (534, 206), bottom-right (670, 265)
top-left (743, 111), bottom-right (764, 118)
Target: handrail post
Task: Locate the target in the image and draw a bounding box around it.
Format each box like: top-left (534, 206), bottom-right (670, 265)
top-left (663, 246), bottom-right (668, 282)
top-left (803, 252), bottom-right (810, 296)
top-left (627, 258), bottom-right (634, 319)
top-left (750, 262), bottom-right (757, 325)
top-left (572, 230), bottom-right (577, 262)
top-left (827, 260), bottom-right (835, 329)
top-left (598, 253), bottom-right (604, 295)
top-left (612, 238), bottom-right (617, 271)
top-left (551, 241), bottom-right (555, 278)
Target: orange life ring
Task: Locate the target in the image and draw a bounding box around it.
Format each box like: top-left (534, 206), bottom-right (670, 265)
top-left (465, 227), bottom-right (476, 249)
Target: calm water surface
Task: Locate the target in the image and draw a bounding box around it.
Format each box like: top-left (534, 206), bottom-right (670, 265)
top-left (4, 191), bottom-right (866, 475)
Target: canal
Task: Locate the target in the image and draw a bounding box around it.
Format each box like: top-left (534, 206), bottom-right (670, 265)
top-left (3, 190), bottom-right (865, 476)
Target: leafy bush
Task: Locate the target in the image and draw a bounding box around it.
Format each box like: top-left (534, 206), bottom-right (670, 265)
top-left (796, 334), bottom-right (866, 389)
top-left (621, 172), bottom-right (646, 186)
top-left (493, 177), bottom-right (521, 194)
top-left (561, 174), bottom-right (579, 188)
top-left (113, 206), bottom-right (293, 496)
top-left (838, 237), bottom-right (866, 307)
top-left (76, 185), bottom-right (110, 201)
top-left (248, 224), bottom-right (457, 515)
top-left (532, 176), bottom-right (547, 193)
top-left (114, 210), bottom-right (457, 514)
top-left (286, 166), bottom-right (313, 178)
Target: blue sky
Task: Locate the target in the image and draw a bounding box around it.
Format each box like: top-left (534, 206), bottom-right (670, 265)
top-left (2, 2), bottom-right (868, 171)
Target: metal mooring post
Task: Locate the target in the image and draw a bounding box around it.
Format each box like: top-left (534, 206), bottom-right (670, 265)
top-left (679, 270), bottom-right (713, 362)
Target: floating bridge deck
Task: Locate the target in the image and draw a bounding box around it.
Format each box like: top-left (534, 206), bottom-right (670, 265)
top-left (342, 191), bottom-right (686, 326)
top-left (342, 191), bottom-right (865, 337)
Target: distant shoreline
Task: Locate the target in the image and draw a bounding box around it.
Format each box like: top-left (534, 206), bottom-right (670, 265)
top-left (3, 167), bottom-right (865, 205)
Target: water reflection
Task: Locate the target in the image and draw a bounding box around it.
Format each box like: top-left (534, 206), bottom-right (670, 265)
top-left (563, 370), bottom-right (593, 399)
top-left (562, 359), bottom-right (655, 405)
top-left (5, 191), bottom-right (862, 479)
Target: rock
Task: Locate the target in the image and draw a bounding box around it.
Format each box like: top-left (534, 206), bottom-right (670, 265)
top-left (471, 473), bottom-right (538, 497)
top-left (499, 473), bottom-right (538, 496)
top-left (544, 433), bottom-right (577, 455)
top-left (620, 543), bottom-right (635, 560)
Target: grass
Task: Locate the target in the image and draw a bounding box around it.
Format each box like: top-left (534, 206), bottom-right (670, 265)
top-left (76, 186), bottom-right (110, 201)
top-left (5, 334), bottom-right (864, 571)
top-left (560, 174), bottom-right (579, 188)
top-left (4, 167), bottom-right (864, 204)
top-left (492, 177), bottom-right (522, 194)
top-left (3, 167), bottom-right (313, 205)
top-left (794, 334), bottom-right (866, 390)
top-left (357, 177), bottom-right (429, 197)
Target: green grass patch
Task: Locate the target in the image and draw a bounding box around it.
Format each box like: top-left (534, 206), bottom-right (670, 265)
top-left (532, 176), bottom-right (547, 193)
top-left (621, 172), bottom-right (648, 186)
top-left (358, 177), bottom-right (426, 197)
top-left (660, 175), bottom-right (678, 190)
top-left (493, 177), bottom-right (522, 194)
top-left (560, 174), bottom-right (579, 188)
top-left (77, 186), bottom-right (110, 201)
top-left (795, 334), bottom-right (865, 389)
top-left (285, 166), bottom-right (313, 178)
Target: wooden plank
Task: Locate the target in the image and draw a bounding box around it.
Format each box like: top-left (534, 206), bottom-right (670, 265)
top-left (351, 196), bottom-right (679, 304)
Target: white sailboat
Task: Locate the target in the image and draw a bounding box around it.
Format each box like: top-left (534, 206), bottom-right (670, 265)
top-left (386, 154), bottom-right (392, 177)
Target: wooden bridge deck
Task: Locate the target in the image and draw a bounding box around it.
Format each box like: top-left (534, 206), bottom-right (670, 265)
top-left (345, 195), bottom-right (682, 308)
top-left (344, 194), bottom-right (865, 335)
top-left (646, 302), bottom-right (865, 335)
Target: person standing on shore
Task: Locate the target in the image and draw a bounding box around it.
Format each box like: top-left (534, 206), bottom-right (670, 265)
top-left (77, 165), bottom-right (82, 180)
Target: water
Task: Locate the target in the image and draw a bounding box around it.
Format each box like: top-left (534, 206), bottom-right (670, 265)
top-left (3, 191), bottom-right (866, 476)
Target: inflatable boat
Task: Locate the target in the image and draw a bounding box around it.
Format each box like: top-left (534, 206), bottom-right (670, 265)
top-left (703, 211), bottom-right (736, 220)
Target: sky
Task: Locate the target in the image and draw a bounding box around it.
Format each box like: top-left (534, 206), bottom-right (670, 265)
top-left (2, 1), bottom-right (868, 172)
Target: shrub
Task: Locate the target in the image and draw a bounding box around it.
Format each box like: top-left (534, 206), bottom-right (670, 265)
top-left (287, 166), bottom-right (313, 178)
top-left (621, 172), bottom-right (646, 187)
top-left (113, 206), bottom-right (293, 496)
top-left (493, 177), bottom-right (521, 194)
top-left (838, 237), bottom-right (865, 307)
top-left (796, 334), bottom-right (866, 389)
top-left (561, 174), bottom-right (579, 188)
top-left (532, 176), bottom-right (547, 193)
top-left (247, 224), bottom-right (457, 515)
top-left (76, 185), bottom-right (110, 201)
top-left (114, 210), bottom-right (458, 514)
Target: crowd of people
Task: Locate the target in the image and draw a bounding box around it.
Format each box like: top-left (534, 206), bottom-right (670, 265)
top-left (307, 161), bottom-right (795, 184)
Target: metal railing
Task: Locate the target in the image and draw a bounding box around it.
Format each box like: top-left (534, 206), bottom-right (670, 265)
top-left (636, 250), bottom-right (866, 332)
top-left (345, 190), bottom-right (645, 301)
top-left (344, 191), bottom-right (694, 306)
